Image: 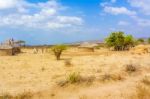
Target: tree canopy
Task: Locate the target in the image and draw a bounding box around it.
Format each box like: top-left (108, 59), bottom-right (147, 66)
top-left (51, 45), bottom-right (67, 60)
top-left (105, 31), bottom-right (135, 51)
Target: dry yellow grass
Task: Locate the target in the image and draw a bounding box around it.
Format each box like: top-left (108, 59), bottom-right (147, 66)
top-left (0, 47), bottom-right (149, 99)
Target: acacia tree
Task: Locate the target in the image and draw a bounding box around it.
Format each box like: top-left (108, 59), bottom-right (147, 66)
top-left (16, 40), bottom-right (26, 47)
top-left (105, 31), bottom-right (135, 51)
top-left (51, 45), bottom-right (67, 60)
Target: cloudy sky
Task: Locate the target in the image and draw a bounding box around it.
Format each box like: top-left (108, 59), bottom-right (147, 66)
top-left (0, 0), bottom-right (149, 45)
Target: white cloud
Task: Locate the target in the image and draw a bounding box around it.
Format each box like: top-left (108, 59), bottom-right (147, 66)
top-left (100, 2), bottom-right (109, 7)
top-left (0, 0), bottom-right (83, 29)
top-left (104, 6), bottom-right (136, 15)
top-left (111, 0), bottom-right (116, 3)
top-left (100, 0), bottom-right (116, 7)
top-left (131, 16), bottom-right (150, 27)
top-left (128, 0), bottom-right (150, 15)
top-left (57, 16), bottom-right (83, 25)
top-left (118, 21), bottom-right (129, 26)
top-left (0, 0), bottom-right (20, 9)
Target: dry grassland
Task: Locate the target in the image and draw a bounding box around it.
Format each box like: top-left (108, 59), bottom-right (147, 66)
top-left (0, 47), bottom-right (149, 99)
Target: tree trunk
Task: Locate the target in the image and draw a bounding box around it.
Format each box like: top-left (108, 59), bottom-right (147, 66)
top-left (56, 54), bottom-right (61, 60)
top-left (55, 51), bottom-right (62, 60)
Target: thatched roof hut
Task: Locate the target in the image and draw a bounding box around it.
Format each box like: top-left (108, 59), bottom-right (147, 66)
top-left (0, 48), bottom-right (15, 56)
top-left (78, 42), bottom-right (98, 52)
top-left (130, 45), bottom-right (150, 54)
top-left (0, 39), bottom-right (21, 56)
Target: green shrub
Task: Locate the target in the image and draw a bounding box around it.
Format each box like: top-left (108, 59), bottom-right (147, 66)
top-left (142, 76), bottom-right (150, 85)
top-left (125, 64), bottom-right (137, 73)
top-left (137, 38), bottom-right (145, 44)
top-left (100, 73), bottom-right (123, 82)
top-left (135, 85), bottom-right (150, 99)
top-left (64, 59), bottom-right (72, 67)
top-left (0, 93), bottom-right (12, 99)
top-left (67, 72), bottom-right (81, 83)
top-left (51, 45), bottom-right (67, 60)
top-left (148, 38), bottom-right (150, 44)
top-left (0, 92), bottom-right (33, 99)
top-left (105, 31), bottom-right (135, 51)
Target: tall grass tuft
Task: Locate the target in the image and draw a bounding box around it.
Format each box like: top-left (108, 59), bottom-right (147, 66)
top-left (68, 72), bottom-right (81, 83)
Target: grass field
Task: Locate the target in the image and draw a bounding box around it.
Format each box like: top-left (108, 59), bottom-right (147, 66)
top-left (0, 47), bottom-right (149, 99)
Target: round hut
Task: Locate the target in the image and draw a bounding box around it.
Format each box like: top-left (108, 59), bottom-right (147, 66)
top-left (130, 45), bottom-right (150, 54)
top-left (78, 42), bottom-right (98, 52)
top-left (0, 48), bottom-right (13, 55)
top-left (0, 39), bottom-right (21, 56)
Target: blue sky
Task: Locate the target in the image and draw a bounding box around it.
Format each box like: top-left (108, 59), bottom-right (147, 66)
top-left (0, 0), bottom-right (150, 45)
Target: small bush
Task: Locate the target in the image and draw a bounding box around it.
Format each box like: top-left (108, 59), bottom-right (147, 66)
top-left (137, 38), bottom-right (145, 44)
top-left (142, 76), bottom-right (150, 85)
top-left (101, 74), bottom-right (112, 81)
top-left (0, 93), bottom-right (12, 99)
top-left (135, 84), bottom-right (150, 99)
top-left (0, 92), bottom-right (33, 99)
top-left (64, 59), bottom-right (72, 67)
top-left (79, 95), bottom-right (88, 99)
top-left (125, 64), bottom-right (137, 73)
top-left (111, 74), bottom-right (123, 81)
top-left (57, 80), bottom-right (68, 87)
top-left (57, 73), bottom-right (96, 87)
top-left (67, 72), bottom-right (81, 83)
top-left (41, 67), bottom-right (46, 71)
top-left (100, 73), bottom-right (123, 82)
top-left (148, 38), bottom-right (150, 44)
top-left (51, 45), bottom-right (67, 60)
top-left (15, 92), bottom-right (33, 99)
top-left (94, 46), bottom-right (100, 49)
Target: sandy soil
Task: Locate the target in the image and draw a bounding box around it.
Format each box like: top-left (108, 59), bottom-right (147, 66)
top-left (0, 48), bottom-right (149, 99)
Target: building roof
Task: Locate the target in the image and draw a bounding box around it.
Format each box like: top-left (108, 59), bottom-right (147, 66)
top-left (0, 45), bottom-right (13, 49)
top-left (0, 39), bottom-right (20, 49)
top-left (78, 42), bottom-right (98, 48)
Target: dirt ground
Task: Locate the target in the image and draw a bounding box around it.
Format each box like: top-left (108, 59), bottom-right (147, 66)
top-left (0, 47), bottom-right (149, 99)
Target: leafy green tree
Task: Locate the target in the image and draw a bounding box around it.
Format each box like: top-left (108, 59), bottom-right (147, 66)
top-left (105, 32), bottom-right (135, 51)
top-left (124, 35), bottom-right (135, 50)
top-left (148, 38), bottom-right (150, 44)
top-left (105, 31), bottom-right (125, 51)
top-left (51, 45), bottom-right (67, 60)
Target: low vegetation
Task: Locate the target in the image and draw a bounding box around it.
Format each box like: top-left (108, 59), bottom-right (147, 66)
top-left (100, 73), bottom-right (123, 82)
top-left (142, 76), bottom-right (150, 85)
top-left (0, 92), bottom-right (33, 99)
top-left (64, 59), bottom-right (72, 67)
top-left (51, 45), bottom-right (67, 60)
top-left (0, 33), bottom-right (150, 99)
top-left (137, 38), bottom-right (145, 44)
top-left (57, 72), bottom-right (96, 87)
top-left (148, 38), bottom-right (150, 44)
top-left (67, 72), bottom-right (81, 83)
top-left (134, 84), bottom-right (150, 99)
top-left (105, 31), bottom-right (135, 51)
top-left (125, 64), bottom-right (137, 73)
